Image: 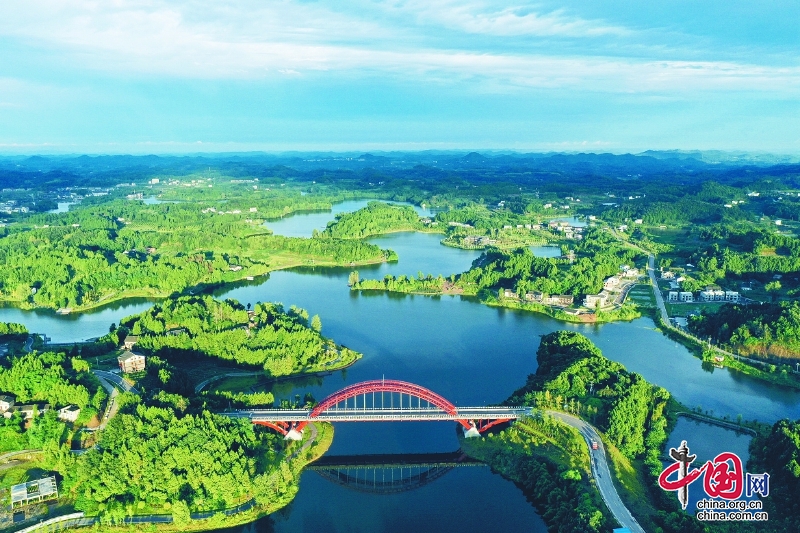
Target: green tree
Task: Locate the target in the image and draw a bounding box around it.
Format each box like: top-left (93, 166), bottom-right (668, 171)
top-left (765, 280), bottom-right (781, 301)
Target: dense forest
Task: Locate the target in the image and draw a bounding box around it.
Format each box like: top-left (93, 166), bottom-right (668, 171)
top-left (119, 295), bottom-right (359, 376)
top-left (0, 197), bottom-right (393, 310)
top-left (682, 226), bottom-right (800, 287)
top-left (319, 201), bottom-right (424, 238)
top-left (747, 419), bottom-right (800, 532)
top-left (62, 397), bottom-right (299, 524)
top-left (688, 301), bottom-right (800, 360)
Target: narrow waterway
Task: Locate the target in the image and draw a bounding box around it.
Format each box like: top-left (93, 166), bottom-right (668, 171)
top-left (1, 200), bottom-right (798, 533)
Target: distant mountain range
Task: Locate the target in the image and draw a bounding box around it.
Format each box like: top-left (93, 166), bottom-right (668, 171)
top-left (1, 150), bottom-right (798, 190)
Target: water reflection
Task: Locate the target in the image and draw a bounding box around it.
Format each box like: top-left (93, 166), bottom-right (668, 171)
top-left (309, 450), bottom-right (484, 495)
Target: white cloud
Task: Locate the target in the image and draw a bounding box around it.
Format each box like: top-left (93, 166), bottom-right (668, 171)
top-left (379, 1), bottom-right (630, 37)
top-left (0, 1), bottom-right (797, 94)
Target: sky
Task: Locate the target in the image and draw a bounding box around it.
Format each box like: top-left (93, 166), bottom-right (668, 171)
top-left (0, 1), bottom-right (798, 154)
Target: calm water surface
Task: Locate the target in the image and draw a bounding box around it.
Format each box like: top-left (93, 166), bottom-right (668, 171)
top-left (1, 200), bottom-right (797, 533)
top-left (663, 418), bottom-right (755, 514)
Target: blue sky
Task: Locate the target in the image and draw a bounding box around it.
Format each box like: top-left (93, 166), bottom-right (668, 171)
top-left (0, 1), bottom-right (798, 154)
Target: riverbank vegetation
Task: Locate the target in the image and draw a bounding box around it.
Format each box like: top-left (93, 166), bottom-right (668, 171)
top-left (506, 331), bottom-right (705, 533)
top-left (689, 301), bottom-right (800, 361)
top-left (0, 322), bottom-right (27, 335)
top-left (116, 296), bottom-right (360, 379)
top-left (461, 415), bottom-right (612, 533)
top-left (353, 227), bottom-right (645, 323)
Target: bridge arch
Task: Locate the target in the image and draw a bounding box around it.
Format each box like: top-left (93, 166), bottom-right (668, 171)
top-left (235, 379), bottom-right (524, 439)
top-left (297, 379), bottom-right (471, 432)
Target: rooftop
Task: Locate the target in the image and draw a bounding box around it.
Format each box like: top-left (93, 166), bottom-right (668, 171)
top-left (118, 351), bottom-right (144, 362)
top-left (11, 476), bottom-right (58, 506)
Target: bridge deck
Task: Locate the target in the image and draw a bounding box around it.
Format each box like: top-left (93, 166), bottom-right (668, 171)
top-left (225, 406), bottom-right (530, 423)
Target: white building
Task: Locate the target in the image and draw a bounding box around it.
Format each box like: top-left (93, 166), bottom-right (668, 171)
top-left (668, 291), bottom-right (678, 302)
top-left (700, 289), bottom-right (726, 302)
top-left (679, 292), bottom-right (694, 302)
top-left (603, 276), bottom-right (621, 291)
top-left (57, 405), bottom-right (81, 423)
top-left (583, 292), bottom-right (609, 308)
top-left (725, 291), bottom-right (740, 302)
top-left (0, 394), bottom-right (15, 412)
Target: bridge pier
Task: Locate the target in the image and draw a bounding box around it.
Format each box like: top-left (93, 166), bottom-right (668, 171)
top-left (462, 424), bottom-right (481, 439)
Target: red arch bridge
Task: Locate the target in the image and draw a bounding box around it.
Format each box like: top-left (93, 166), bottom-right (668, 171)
top-left (223, 379), bottom-right (533, 440)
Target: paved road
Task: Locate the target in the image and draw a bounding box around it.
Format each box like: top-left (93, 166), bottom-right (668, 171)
top-left (548, 411), bottom-right (645, 533)
top-left (194, 371), bottom-right (263, 394)
top-left (647, 254), bottom-right (670, 323)
top-left (0, 449), bottom-right (40, 462)
top-left (23, 335), bottom-right (34, 352)
top-left (93, 369), bottom-right (140, 395)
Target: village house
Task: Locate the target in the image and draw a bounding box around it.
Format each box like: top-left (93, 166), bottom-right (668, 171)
top-left (525, 291), bottom-right (544, 302)
top-left (679, 292), bottom-right (694, 302)
top-left (623, 268), bottom-right (640, 278)
top-left (229, 265), bottom-right (243, 272)
top-left (5, 404), bottom-right (50, 420)
top-left (0, 394), bottom-right (15, 413)
top-left (725, 291), bottom-right (740, 302)
top-left (122, 335), bottom-right (138, 350)
top-left (543, 295), bottom-right (574, 306)
top-left (502, 289), bottom-right (518, 299)
top-left (700, 289), bottom-right (726, 302)
top-left (661, 271), bottom-right (675, 280)
top-left (57, 405), bottom-right (81, 423)
top-left (668, 291), bottom-right (679, 302)
top-left (583, 292), bottom-right (609, 308)
top-left (603, 276), bottom-right (621, 291)
top-left (118, 351), bottom-right (146, 373)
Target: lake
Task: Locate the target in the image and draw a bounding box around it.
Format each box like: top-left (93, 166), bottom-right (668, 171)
top-left (1, 199), bottom-right (797, 533)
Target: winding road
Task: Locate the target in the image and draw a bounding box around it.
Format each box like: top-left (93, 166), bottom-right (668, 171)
top-left (93, 369), bottom-right (139, 395)
top-left (548, 411), bottom-right (645, 533)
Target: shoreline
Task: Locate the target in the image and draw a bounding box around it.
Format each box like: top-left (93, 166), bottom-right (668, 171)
top-left (351, 286), bottom-right (642, 324)
top-left (652, 314), bottom-right (800, 391)
top-left (0, 254), bottom-right (393, 315)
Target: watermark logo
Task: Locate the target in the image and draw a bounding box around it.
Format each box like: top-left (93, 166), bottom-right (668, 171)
top-left (658, 440), bottom-right (770, 521)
